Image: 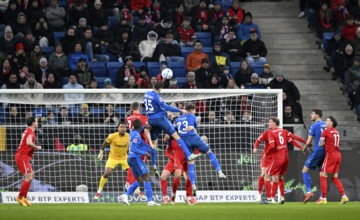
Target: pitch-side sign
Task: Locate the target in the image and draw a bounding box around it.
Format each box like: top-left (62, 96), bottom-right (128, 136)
top-left (1, 192), bottom-right (89, 204)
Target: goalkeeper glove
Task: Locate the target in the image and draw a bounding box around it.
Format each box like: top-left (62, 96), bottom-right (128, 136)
top-left (98, 150), bottom-right (104, 160)
top-left (153, 165), bottom-right (160, 178)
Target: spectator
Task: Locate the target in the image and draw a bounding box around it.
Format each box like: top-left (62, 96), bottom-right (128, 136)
top-left (0, 25), bottom-right (16, 58)
top-left (0, 0), bottom-right (9, 19)
top-left (344, 56), bottom-right (360, 109)
top-left (207, 74), bottom-right (221, 88)
top-left (234, 60), bottom-right (252, 88)
top-left (0, 58), bottom-right (14, 85)
top-left (225, 78), bottom-right (239, 89)
top-left (185, 40), bottom-right (209, 72)
top-left (323, 31), bottom-right (347, 66)
top-left (108, 30), bottom-right (140, 62)
top-left (162, 0), bottom-right (183, 19)
top-left (130, 0), bottom-right (151, 16)
top-left (283, 105), bottom-right (301, 124)
top-left (220, 28), bottom-right (242, 62)
top-left (22, 73), bottom-right (44, 101)
top-left (1, 72), bottom-right (20, 89)
top-left (213, 15), bottom-right (233, 42)
top-left (60, 27), bottom-right (78, 55)
top-left (210, 42), bottom-right (231, 75)
top-left (34, 57), bottom-right (50, 85)
top-left (68, 0), bottom-right (89, 26)
top-left (83, 27), bottom-right (109, 62)
top-left (190, 0), bottom-right (211, 32)
top-left (34, 15), bottom-right (51, 47)
top-left (341, 16), bottom-right (357, 41)
top-left (315, 2), bottom-right (334, 39)
top-left (73, 103), bottom-right (94, 124)
top-left (333, 44), bottom-right (355, 80)
top-left (138, 31), bottom-right (158, 62)
top-left (118, 3), bottom-right (133, 26)
top-left (182, 71), bottom-right (201, 89)
top-left (115, 56), bottom-right (138, 88)
top-left (168, 78), bottom-right (178, 89)
top-left (48, 42), bottom-right (69, 78)
top-left (88, 79), bottom-right (98, 89)
top-left (124, 75), bottom-right (139, 88)
top-left (220, 66), bottom-right (233, 88)
top-left (153, 32), bottom-right (184, 63)
top-left (242, 29), bottom-right (267, 64)
top-left (259, 63), bottom-right (274, 87)
top-left (173, 4), bottom-right (186, 27)
top-left (66, 134), bottom-right (88, 151)
top-left (132, 14), bottom-right (153, 43)
top-left (149, 0), bottom-right (162, 26)
top-left (94, 23), bottom-right (114, 48)
top-left (45, 0), bottom-right (66, 31)
top-left (3, 0), bottom-right (22, 27)
top-left (43, 72), bottom-right (61, 88)
top-left (63, 73), bottom-right (85, 103)
top-left (28, 43), bottom-right (45, 72)
top-left (244, 73), bottom-right (264, 89)
top-left (58, 106), bottom-right (72, 125)
top-left (334, 4), bottom-right (349, 28)
top-left (89, 0), bottom-right (109, 32)
top-left (240, 110), bottom-right (252, 124)
top-left (13, 12), bottom-right (31, 38)
top-left (209, 1), bottom-right (225, 26)
top-left (99, 103), bottom-right (119, 124)
top-left (44, 111), bottom-right (58, 125)
top-left (11, 43), bottom-right (28, 72)
top-left (282, 91), bottom-right (303, 123)
top-left (154, 18), bottom-right (178, 42)
top-left (268, 70), bottom-right (301, 104)
top-left (351, 27), bottom-right (360, 56)
top-left (68, 42), bottom-right (89, 72)
top-left (205, 110), bottom-right (220, 124)
top-left (6, 104), bottom-right (22, 124)
top-left (73, 58), bottom-right (95, 88)
top-left (222, 110), bottom-right (236, 124)
top-left (114, 16), bottom-right (132, 39)
top-left (150, 76), bottom-right (157, 87)
top-left (355, 84), bottom-right (360, 122)
top-left (226, 0), bottom-right (244, 28)
top-left (177, 17), bottom-right (196, 47)
top-left (137, 65), bottom-right (151, 88)
top-left (196, 58), bottom-right (215, 88)
top-left (237, 12), bottom-right (261, 42)
top-left (26, 0), bottom-right (45, 31)
top-left (18, 64), bottom-right (30, 85)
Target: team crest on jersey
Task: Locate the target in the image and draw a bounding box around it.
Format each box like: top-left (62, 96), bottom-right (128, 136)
top-left (133, 138), bottom-right (138, 143)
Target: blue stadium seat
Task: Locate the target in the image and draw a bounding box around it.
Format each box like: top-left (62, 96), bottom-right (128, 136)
top-left (58, 0), bottom-right (67, 7)
top-left (106, 62), bottom-right (122, 82)
top-left (62, 77), bottom-right (69, 86)
top-left (0, 107), bottom-right (5, 124)
top-left (132, 62), bottom-right (146, 70)
top-left (250, 62), bottom-right (266, 76)
top-left (41, 47), bottom-right (54, 58)
top-left (195, 32), bottom-right (212, 47)
top-left (202, 47), bottom-right (213, 57)
top-left (114, 107), bottom-right (127, 118)
top-left (54, 32), bottom-right (65, 44)
top-left (32, 107), bottom-right (47, 118)
top-left (181, 47), bottom-right (194, 58)
top-left (108, 16), bottom-right (119, 32)
top-left (68, 107), bottom-right (79, 117)
top-left (90, 107), bottom-right (105, 117)
top-left (230, 62), bottom-right (241, 76)
top-left (323, 32), bottom-right (335, 53)
top-left (96, 77), bottom-right (107, 88)
top-left (168, 62), bottom-right (186, 78)
top-left (176, 77), bottom-right (187, 88)
top-left (147, 62), bottom-right (162, 77)
top-left (89, 62), bottom-right (107, 77)
top-left (133, 16), bottom-right (139, 25)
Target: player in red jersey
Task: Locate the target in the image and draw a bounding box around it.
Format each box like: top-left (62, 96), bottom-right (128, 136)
top-left (15, 117), bottom-right (42, 206)
top-left (264, 117), bottom-right (306, 204)
top-left (253, 129), bottom-right (273, 202)
top-left (316, 116), bottom-right (349, 205)
top-left (160, 134), bottom-right (194, 205)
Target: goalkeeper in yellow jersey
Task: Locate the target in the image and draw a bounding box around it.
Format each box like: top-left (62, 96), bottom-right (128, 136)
top-left (94, 121), bottom-right (133, 199)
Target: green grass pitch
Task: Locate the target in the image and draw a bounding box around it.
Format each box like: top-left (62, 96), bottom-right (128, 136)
top-left (1, 202), bottom-right (359, 220)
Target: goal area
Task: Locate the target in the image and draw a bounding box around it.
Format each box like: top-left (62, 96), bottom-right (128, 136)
top-left (0, 89), bottom-right (282, 203)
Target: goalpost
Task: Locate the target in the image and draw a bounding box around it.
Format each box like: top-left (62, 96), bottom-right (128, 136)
top-left (0, 89), bottom-right (282, 203)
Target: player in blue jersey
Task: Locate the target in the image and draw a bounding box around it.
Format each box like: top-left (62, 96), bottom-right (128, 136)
top-left (120, 119), bottom-right (160, 206)
top-left (302, 109), bottom-right (326, 203)
top-left (174, 103), bottom-right (226, 195)
top-left (144, 81), bottom-right (199, 161)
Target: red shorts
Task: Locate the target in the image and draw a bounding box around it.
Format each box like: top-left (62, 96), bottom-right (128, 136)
top-left (267, 157), bottom-right (288, 176)
top-left (164, 153), bottom-right (188, 174)
top-left (164, 160), bottom-right (176, 173)
top-left (321, 152), bottom-right (342, 174)
top-left (15, 155), bottom-right (32, 175)
top-left (261, 155), bottom-right (273, 168)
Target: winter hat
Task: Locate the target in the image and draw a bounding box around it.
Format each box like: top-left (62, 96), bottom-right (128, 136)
top-left (39, 57), bottom-right (47, 64)
top-left (140, 65), bottom-right (148, 73)
top-left (125, 56), bottom-right (133, 62)
top-left (4, 25), bottom-right (12, 33)
top-left (15, 43), bottom-right (24, 52)
top-left (94, 0), bottom-right (101, 6)
top-left (201, 58), bottom-right (209, 64)
top-left (251, 73), bottom-right (259, 79)
top-left (244, 12), bottom-right (252, 19)
top-left (264, 63), bottom-right (270, 69)
top-left (275, 70), bottom-right (284, 77)
top-left (223, 66), bottom-right (230, 71)
top-left (104, 78), bottom-right (112, 85)
top-left (187, 71), bottom-right (195, 77)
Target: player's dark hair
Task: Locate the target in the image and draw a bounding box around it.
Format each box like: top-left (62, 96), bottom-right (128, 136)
top-left (154, 81), bottom-right (164, 90)
top-left (269, 116), bottom-right (280, 126)
top-left (328, 116), bottom-right (338, 128)
top-left (117, 121), bottom-right (126, 128)
top-left (131, 102), bottom-right (140, 111)
top-left (194, 40), bottom-right (202, 45)
top-left (185, 103), bottom-right (196, 111)
top-left (26, 116), bottom-right (36, 126)
top-left (133, 119), bottom-right (142, 130)
top-left (312, 109), bottom-right (322, 118)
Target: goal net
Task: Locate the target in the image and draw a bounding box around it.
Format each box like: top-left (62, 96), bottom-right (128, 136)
top-left (0, 89), bottom-right (282, 202)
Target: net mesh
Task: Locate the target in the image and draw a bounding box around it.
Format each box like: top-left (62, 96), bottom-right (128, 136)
top-left (0, 89), bottom-right (281, 199)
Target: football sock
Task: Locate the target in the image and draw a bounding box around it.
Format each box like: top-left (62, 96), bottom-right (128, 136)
top-left (272, 181), bottom-right (279, 198)
top-left (332, 178), bottom-right (345, 196)
top-left (19, 180), bottom-right (31, 198)
top-left (160, 180), bottom-right (167, 195)
top-left (126, 169), bottom-right (136, 185)
top-left (172, 177), bottom-right (180, 194)
top-left (185, 179), bottom-right (192, 197)
top-left (176, 139), bottom-right (191, 158)
top-left (151, 149), bottom-right (157, 166)
top-left (265, 180), bottom-right (272, 198)
top-left (302, 172), bottom-right (311, 193)
top-left (98, 176), bottom-right (107, 191)
top-left (126, 181), bottom-right (140, 196)
top-left (188, 164), bottom-right (196, 185)
top-left (279, 178), bottom-right (285, 197)
top-left (144, 181), bottom-right (153, 202)
top-left (207, 152), bottom-right (221, 172)
top-left (258, 176), bottom-right (264, 194)
top-left (320, 176), bottom-right (327, 198)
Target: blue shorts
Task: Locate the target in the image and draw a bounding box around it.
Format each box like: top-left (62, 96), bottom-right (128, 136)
top-left (304, 150), bottom-right (325, 170)
top-left (127, 157), bottom-right (148, 178)
top-left (149, 117), bottom-right (176, 140)
top-left (181, 134), bottom-right (210, 153)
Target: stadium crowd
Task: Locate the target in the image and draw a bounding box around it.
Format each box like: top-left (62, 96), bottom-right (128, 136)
top-left (0, 0), bottom-right (304, 125)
